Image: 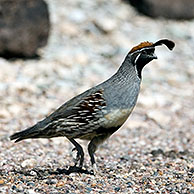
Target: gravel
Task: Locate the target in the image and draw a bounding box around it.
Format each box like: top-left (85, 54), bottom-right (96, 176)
top-left (0, 0), bottom-right (194, 193)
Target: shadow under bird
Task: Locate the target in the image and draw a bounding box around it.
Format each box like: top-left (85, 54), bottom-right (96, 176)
top-left (10, 39), bottom-right (175, 171)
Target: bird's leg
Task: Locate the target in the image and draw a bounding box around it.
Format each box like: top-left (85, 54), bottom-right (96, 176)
top-left (88, 141), bottom-right (96, 166)
top-left (68, 138), bottom-right (84, 168)
top-left (88, 133), bottom-right (111, 174)
top-left (88, 139), bottom-right (98, 174)
top-left (88, 134), bottom-right (108, 174)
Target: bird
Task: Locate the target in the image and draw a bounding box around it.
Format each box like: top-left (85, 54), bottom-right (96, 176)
top-left (10, 39), bottom-right (175, 171)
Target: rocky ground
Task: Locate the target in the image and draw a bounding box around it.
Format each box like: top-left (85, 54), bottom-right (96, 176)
top-left (0, 0), bottom-right (194, 193)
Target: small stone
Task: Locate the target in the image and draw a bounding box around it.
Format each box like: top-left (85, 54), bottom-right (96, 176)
top-left (114, 187), bottom-right (121, 192)
top-left (11, 185), bottom-right (17, 190)
top-left (21, 159), bottom-right (37, 168)
top-left (8, 104), bottom-right (22, 116)
top-left (86, 187), bottom-right (92, 192)
top-left (190, 168), bottom-right (194, 173)
top-left (0, 179), bottom-right (5, 185)
top-left (138, 95), bottom-right (156, 107)
top-left (46, 179), bottom-right (57, 185)
top-left (56, 181), bottom-right (65, 187)
top-left (190, 189), bottom-right (194, 193)
top-left (29, 170), bottom-right (37, 176)
top-left (27, 182), bottom-right (35, 187)
top-left (147, 110), bottom-right (170, 125)
top-left (93, 17), bottom-right (117, 33)
top-left (126, 181), bottom-right (133, 187)
top-left (91, 183), bottom-right (97, 187)
top-left (27, 189), bottom-right (37, 194)
top-left (16, 185), bottom-right (23, 192)
top-left (0, 108), bottom-right (10, 119)
top-left (140, 166), bottom-right (146, 171)
top-left (151, 149), bottom-right (164, 157)
top-left (165, 150), bottom-right (177, 158)
top-left (38, 138), bottom-right (49, 145)
top-left (60, 22), bottom-right (79, 36)
top-left (75, 53), bottom-right (89, 65)
top-left (68, 9), bottom-right (86, 23)
top-left (190, 182), bottom-right (194, 187)
top-left (158, 170), bottom-right (163, 176)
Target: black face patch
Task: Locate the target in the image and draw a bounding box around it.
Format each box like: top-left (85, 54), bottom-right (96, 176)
top-left (141, 48), bottom-right (155, 55)
top-left (133, 47), bottom-right (156, 79)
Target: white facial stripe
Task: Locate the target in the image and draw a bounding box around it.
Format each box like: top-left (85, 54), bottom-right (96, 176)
top-left (134, 53), bottom-right (141, 65)
top-left (133, 53), bottom-right (141, 79)
top-left (134, 66), bottom-right (140, 79)
top-left (130, 46), bottom-right (155, 80)
top-left (138, 47), bottom-right (153, 52)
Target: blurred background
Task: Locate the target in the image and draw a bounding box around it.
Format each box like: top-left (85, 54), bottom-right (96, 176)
top-left (0, 0), bottom-right (193, 193)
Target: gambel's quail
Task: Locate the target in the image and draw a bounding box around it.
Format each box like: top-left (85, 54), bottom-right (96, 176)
top-left (10, 39), bottom-right (175, 170)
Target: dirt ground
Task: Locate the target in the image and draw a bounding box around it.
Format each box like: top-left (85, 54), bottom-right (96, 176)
top-left (0, 0), bottom-right (193, 193)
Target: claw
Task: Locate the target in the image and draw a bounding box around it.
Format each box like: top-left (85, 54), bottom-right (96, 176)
top-left (91, 163), bottom-right (100, 175)
top-left (68, 139), bottom-right (84, 168)
top-left (72, 148), bottom-right (79, 166)
top-left (71, 147), bottom-right (84, 168)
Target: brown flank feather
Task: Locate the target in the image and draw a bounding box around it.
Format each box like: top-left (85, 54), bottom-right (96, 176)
top-left (129, 41), bottom-right (153, 53)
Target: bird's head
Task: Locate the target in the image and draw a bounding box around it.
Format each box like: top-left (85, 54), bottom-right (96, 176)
top-left (129, 39), bottom-right (175, 79)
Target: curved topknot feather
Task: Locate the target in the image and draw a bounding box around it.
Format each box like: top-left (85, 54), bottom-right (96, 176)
top-left (153, 39), bottom-right (175, 50)
top-left (129, 41), bottom-right (153, 53)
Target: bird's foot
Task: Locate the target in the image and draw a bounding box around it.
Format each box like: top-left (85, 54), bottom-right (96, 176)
top-left (72, 147), bottom-right (84, 168)
top-left (72, 147), bottom-right (80, 166)
top-left (91, 163), bottom-right (100, 175)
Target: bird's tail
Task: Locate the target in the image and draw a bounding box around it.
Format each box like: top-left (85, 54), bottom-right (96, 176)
top-left (10, 124), bottom-right (40, 143)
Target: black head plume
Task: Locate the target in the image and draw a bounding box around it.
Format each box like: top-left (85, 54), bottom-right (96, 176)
top-left (129, 39), bottom-right (175, 55)
top-left (153, 39), bottom-right (175, 50)
top-left (128, 39), bottom-right (175, 79)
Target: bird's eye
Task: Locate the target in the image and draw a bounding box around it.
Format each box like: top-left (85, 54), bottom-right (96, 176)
top-left (142, 50), bottom-right (147, 54)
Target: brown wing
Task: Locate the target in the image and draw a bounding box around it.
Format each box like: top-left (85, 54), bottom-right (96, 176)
top-left (40, 90), bottom-right (107, 138)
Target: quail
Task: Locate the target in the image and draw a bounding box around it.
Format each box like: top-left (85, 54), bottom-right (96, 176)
top-left (10, 39), bottom-right (175, 170)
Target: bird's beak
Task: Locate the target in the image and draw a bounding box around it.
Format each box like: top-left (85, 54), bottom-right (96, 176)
top-left (151, 53), bottom-right (157, 59)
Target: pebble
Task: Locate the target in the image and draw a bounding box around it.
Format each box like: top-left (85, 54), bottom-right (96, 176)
top-left (46, 179), bottom-right (58, 185)
top-left (29, 170), bottom-right (37, 176)
top-left (27, 189), bottom-right (37, 194)
top-left (68, 9), bottom-right (86, 23)
top-left (56, 181), bottom-right (65, 187)
top-left (0, 179), bottom-right (5, 185)
top-left (151, 149), bottom-right (164, 157)
top-left (93, 17), bottom-right (117, 33)
top-left (21, 159), bottom-right (37, 168)
top-left (114, 187), bottom-right (121, 192)
top-left (147, 110), bottom-right (170, 125)
top-left (26, 182), bottom-right (35, 187)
